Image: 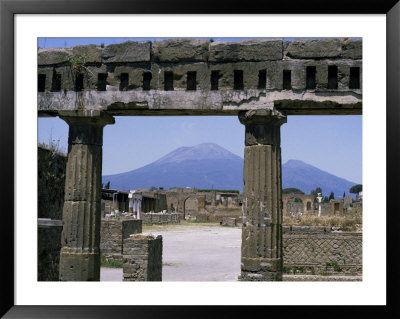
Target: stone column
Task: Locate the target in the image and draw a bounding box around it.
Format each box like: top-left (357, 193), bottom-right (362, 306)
top-left (58, 110), bottom-right (115, 281)
top-left (238, 109), bottom-right (287, 281)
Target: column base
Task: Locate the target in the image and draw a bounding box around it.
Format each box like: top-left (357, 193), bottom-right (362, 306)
top-left (239, 257), bottom-right (283, 281)
top-left (59, 248), bottom-right (100, 281)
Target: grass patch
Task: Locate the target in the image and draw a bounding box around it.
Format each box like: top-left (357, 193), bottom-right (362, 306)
top-left (326, 261), bottom-right (342, 272)
top-left (282, 213), bottom-right (362, 231)
top-left (101, 254), bottom-right (123, 268)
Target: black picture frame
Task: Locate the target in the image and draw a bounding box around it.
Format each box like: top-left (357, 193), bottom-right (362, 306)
top-left (1, 0), bottom-right (399, 317)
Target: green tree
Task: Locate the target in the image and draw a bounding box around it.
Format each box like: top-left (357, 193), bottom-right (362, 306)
top-left (282, 187), bottom-right (305, 194)
top-left (343, 191), bottom-right (346, 198)
top-left (349, 184), bottom-right (362, 194)
top-left (329, 192), bottom-right (335, 200)
top-left (104, 181), bottom-right (110, 189)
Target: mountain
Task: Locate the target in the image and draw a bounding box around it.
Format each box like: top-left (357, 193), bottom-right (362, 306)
top-left (102, 143), bottom-right (244, 191)
top-left (102, 144), bottom-right (358, 197)
top-left (282, 160), bottom-right (358, 198)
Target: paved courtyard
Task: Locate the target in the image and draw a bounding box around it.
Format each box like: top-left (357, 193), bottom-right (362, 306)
top-left (101, 224), bottom-right (242, 281)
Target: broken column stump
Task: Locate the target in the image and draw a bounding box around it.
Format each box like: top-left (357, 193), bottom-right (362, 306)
top-left (123, 234), bottom-right (163, 281)
top-left (238, 109), bottom-right (287, 281)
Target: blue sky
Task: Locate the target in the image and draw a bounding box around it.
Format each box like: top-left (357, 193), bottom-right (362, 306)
top-left (38, 38), bottom-right (362, 184)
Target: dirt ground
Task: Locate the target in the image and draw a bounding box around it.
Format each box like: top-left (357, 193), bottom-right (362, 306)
top-left (101, 223), bottom-right (242, 281)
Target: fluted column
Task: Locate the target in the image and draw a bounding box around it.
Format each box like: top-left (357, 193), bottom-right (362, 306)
top-left (58, 110), bottom-right (115, 281)
top-left (238, 109), bottom-right (287, 281)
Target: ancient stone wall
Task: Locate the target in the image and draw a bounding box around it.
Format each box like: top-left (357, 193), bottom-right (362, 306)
top-left (221, 217), bottom-right (237, 227)
top-left (141, 212), bottom-right (180, 225)
top-left (123, 234), bottom-right (162, 281)
top-left (38, 146), bottom-right (66, 220)
top-left (38, 39), bottom-right (362, 116)
top-left (282, 226), bottom-right (362, 275)
top-left (38, 218), bottom-right (63, 281)
top-left (100, 218), bottom-right (142, 259)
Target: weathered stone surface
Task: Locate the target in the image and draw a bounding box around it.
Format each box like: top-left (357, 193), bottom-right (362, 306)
top-left (100, 218), bottom-right (142, 258)
top-left (341, 39), bottom-right (362, 59)
top-left (59, 248), bottom-right (100, 281)
top-left (71, 44), bottom-right (103, 63)
top-left (38, 219), bottom-right (63, 281)
top-left (38, 48), bottom-right (71, 65)
top-left (102, 41), bottom-right (151, 62)
top-left (239, 110), bottom-right (285, 281)
top-left (152, 39), bottom-right (209, 62)
top-left (239, 109), bottom-right (286, 146)
top-left (123, 234), bottom-right (162, 281)
top-left (58, 111), bottom-right (115, 281)
top-left (283, 227), bottom-right (362, 275)
top-left (141, 213), bottom-right (180, 224)
top-left (209, 40), bottom-right (282, 62)
top-left (286, 39), bottom-right (341, 59)
top-left (38, 39), bottom-right (362, 116)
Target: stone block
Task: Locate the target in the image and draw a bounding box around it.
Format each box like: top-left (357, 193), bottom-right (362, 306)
top-left (286, 39), bottom-right (342, 59)
top-left (38, 48), bottom-right (71, 65)
top-left (38, 219), bottom-right (63, 281)
top-left (71, 44), bottom-right (103, 63)
top-left (209, 40), bottom-right (282, 62)
top-left (341, 40), bottom-right (362, 59)
top-left (102, 41), bottom-right (151, 63)
top-left (123, 234), bottom-right (162, 281)
top-left (158, 62), bottom-right (209, 90)
top-left (101, 218), bottom-right (142, 258)
top-left (152, 39), bottom-right (210, 62)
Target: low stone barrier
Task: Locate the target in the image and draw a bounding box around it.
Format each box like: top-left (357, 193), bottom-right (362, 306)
top-left (282, 226), bottom-right (362, 275)
top-left (123, 234), bottom-right (162, 281)
top-left (38, 218), bottom-right (63, 281)
top-left (100, 218), bottom-right (142, 259)
top-left (141, 213), bottom-right (180, 225)
top-left (196, 214), bottom-right (209, 222)
top-left (221, 217), bottom-right (237, 227)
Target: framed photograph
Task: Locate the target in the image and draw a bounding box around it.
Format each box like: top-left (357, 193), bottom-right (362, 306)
top-left (1, 0), bottom-right (399, 317)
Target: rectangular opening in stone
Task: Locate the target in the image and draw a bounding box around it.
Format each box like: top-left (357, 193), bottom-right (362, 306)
top-left (75, 73), bottom-right (84, 92)
top-left (211, 71), bottom-right (219, 90)
top-left (258, 70), bottom-right (267, 89)
top-left (164, 71), bottom-right (174, 91)
top-left (306, 66), bottom-right (316, 89)
top-left (283, 70), bottom-right (291, 90)
top-left (97, 73), bottom-right (108, 91)
top-left (234, 70), bottom-right (244, 90)
top-left (38, 74), bottom-right (46, 92)
top-left (328, 65), bottom-right (338, 89)
top-left (186, 71), bottom-right (197, 91)
top-left (51, 71), bottom-right (62, 92)
top-left (143, 72), bottom-right (152, 91)
top-left (119, 73), bottom-right (129, 91)
top-left (349, 67), bottom-right (360, 89)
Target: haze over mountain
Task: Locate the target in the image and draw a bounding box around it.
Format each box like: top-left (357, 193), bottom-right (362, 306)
top-left (102, 143), bottom-right (358, 197)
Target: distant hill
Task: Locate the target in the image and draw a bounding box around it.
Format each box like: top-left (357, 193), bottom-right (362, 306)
top-left (102, 143), bottom-right (244, 192)
top-left (102, 143), bottom-right (358, 197)
top-left (282, 159), bottom-right (357, 198)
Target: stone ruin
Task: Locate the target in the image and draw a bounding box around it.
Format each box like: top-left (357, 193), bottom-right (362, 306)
top-left (37, 38), bottom-right (362, 281)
